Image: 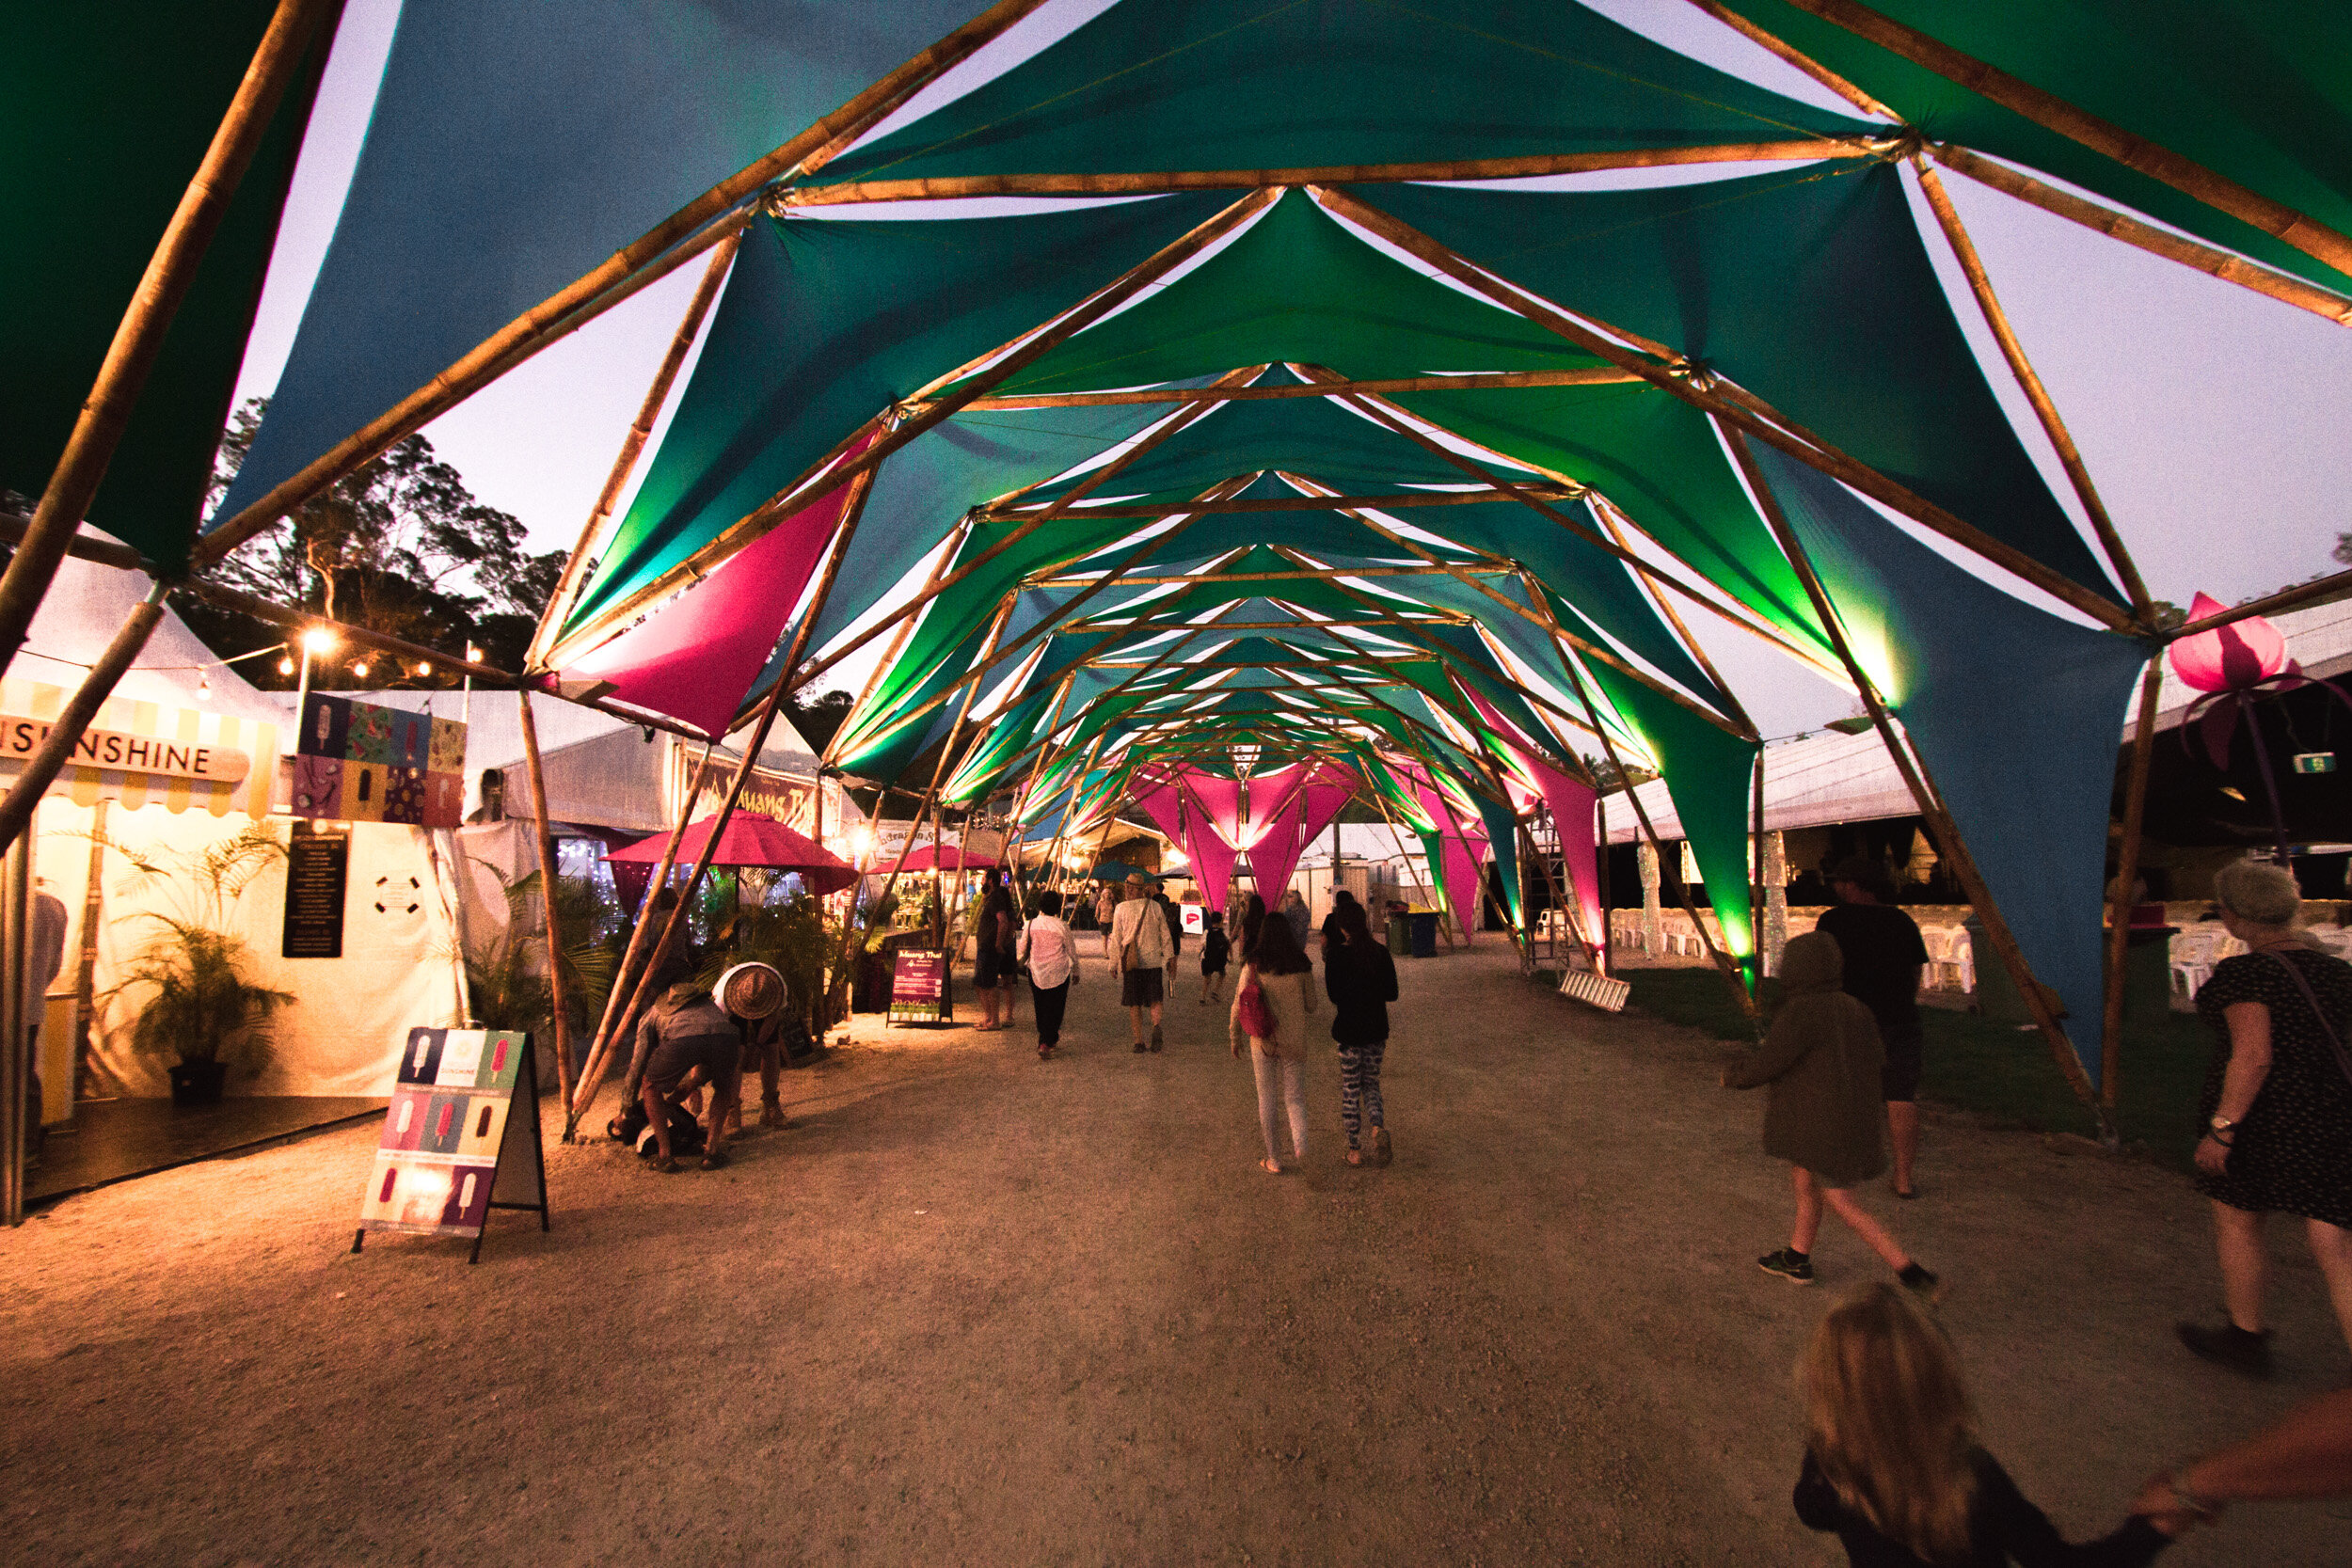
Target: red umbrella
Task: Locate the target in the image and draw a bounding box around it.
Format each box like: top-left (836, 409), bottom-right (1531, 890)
top-left (896, 844), bottom-right (1002, 872)
top-left (605, 813), bottom-right (859, 895)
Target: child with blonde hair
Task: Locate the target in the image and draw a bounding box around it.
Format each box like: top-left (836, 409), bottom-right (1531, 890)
top-left (1795, 1284), bottom-right (2180, 1563)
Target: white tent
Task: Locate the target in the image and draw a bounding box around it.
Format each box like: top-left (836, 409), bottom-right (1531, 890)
top-left (15, 539), bottom-right (465, 1107)
top-left (1606, 598), bottom-right (2352, 845)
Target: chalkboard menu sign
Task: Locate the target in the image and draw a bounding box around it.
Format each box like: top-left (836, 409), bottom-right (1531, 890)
top-left (282, 821), bottom-right (350, 958)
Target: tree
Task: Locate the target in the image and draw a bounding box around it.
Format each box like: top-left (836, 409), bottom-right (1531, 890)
top-left (787, 688), bottom-right (855, 753)
top-left (192, 397), bottom-right (564, 688)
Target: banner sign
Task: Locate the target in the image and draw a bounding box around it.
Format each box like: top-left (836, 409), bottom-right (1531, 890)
top-left (293, 694), bottom-right (465, 828)
top-left (0, 676), bottom-right (272, 817)
top-left (355, 1027), bottom-right (548, 1264)
top-left (887, 948), bottom-right (949, 1026)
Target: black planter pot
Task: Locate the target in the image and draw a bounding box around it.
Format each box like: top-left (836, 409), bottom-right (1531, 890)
top-left (168, 1059), bottom-right (227, 1107)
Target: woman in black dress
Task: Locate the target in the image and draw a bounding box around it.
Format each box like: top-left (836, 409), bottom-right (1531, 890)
top-left (2177, 860), bottom-right (2352, 1378)
top-left (1324, 900), bottom-right (1399, 1167)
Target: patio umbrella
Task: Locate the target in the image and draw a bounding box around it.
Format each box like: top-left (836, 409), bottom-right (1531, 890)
top-left (606, 813), bottom-right (858, 895)
top-left (897, 844), bottom-right (1002, 872)
top-left (1089, 861), bottom-right (1154, 881)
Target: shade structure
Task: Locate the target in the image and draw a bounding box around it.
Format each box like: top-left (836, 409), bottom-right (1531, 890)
top-left (606, 814), bottom-right (856, 895)
top-left (1089, 862), bottom-right (1153, 882)
top-left (113, 0), bottom-right (2334, 1132)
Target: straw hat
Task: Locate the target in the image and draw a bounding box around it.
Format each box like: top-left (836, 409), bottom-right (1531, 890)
top-left (716, 961), bottom-right (787, 1021)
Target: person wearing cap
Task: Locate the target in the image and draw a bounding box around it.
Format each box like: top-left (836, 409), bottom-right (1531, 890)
top-left (1108, 872), bottom-right (1173, 1052)
top-left (634, 981), bottom-right (742, 1172)
top-left (1817, 855), bottom-right (1931, 1200)
top-left (716, 960), bottom-right (793, 1134)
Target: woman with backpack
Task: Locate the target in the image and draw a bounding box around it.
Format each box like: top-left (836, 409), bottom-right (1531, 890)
top-left (1229, 914), bottom-right (1320, 1174)
top-left (2176, 859), bottom-right (2352, 1378)
top-left (1324, 899), bottom-right (1399, 1167)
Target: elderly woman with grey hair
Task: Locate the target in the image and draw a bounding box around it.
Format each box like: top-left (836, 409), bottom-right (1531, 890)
top-left (2178, 860), bottom-right (2352, 1379)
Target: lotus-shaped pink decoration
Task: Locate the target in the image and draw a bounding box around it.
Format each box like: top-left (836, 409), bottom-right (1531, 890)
top-left (2167, 592), bottom-right (2346, 863)
top-left (2168, 593), bottom-right (2296, 692)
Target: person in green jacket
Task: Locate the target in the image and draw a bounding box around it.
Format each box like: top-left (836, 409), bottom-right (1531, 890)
top-left (1724, 931), bottom-right (1940, 1300)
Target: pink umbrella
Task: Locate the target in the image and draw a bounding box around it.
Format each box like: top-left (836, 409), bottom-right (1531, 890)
top-left (606, 813), bottom-right (858, 895)
top-left (896, 844), bottom-right (1004, 872)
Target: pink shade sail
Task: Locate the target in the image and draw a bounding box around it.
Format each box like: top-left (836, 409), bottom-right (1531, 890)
top-left (1438, 832), bottom-right (1487, 945)
top-left (1296, 778), bottom-right (1355, 847)
top-left (1243, 762), bottom-right (1307, 840)
top-left (2169, 591), bottom-right (2292, 693)
top-left (560, 436), bottom-right (877, 736)
top-left (1134, 782), bottom-right (1186, 846)
top-left (1184, 774), bottom-right (1245, 845)
top-left (1183, 821), bottom-right (1238, 911)
top-left (1248, 793), bottom-right (1307, 900)
top-left (605, 812), bottom-right (857, 895)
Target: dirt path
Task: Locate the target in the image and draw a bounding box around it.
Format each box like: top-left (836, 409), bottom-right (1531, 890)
top-left (3, 946), bottom-right (2344, 1565)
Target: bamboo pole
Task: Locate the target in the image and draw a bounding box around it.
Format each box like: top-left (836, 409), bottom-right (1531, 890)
top-left (1679, 0), bottom-right (1898, 119)
top-left (2101, 657), bottom-right (2165, 1111)
top-left (0, 0), bottom-right (334, 676)
top-left (960, 367), bottom-right (1641, 411)
top-left (1775, 0), bottom-right (2352, 280)
top-left (785, 138), bottom-right (1886, 206)
top-left (530, 229), bottom-right (748, 667)
top-left (1307, 186), bottom-right (2138, 633)
top-left (1912, 163), bottom-right (2153, 616)
top-left (2169, 568), bottom-right (2352, 639)
top-left (983, 484), bottom-right (1581, 519)
top-left (514, 691), bottom-right (576, 1114)
top-left (609, 679), bottom-right (803, 1116)
top-left (195, 0), bottom-right (1059, 568)
top-left (1723, 420), bottom-right (2107, 1124)
top-left (564, 739), bottom-right (712, 1137)
top-left (0, 588), bottom-right (170, 855)
top-left (1931, 145), bottom-right (2352, 328)
top-left (538, 192), bottom-right (1279, 667)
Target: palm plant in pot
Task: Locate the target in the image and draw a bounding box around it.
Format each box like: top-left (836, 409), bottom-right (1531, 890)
top-left (94, 825), bottom-right (296, 1105)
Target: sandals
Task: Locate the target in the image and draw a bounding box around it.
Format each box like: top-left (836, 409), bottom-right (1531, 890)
top-left (1345, 1148), bottom-right (1366, 1167)
top-left (700, 1148), bottom-right (729, 1172)
top-left (1370, 1127), bottom-right (1392, 1167)
top-left (1259, 1158), bottom-right (1283, 1175)
top-left (651, 1156), bottom-right (681, 1174)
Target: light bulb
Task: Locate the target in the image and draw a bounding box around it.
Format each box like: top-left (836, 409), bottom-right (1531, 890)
top-left (352, 659), bottom-right (371, 679)
top-left (414, 661), bottom-right (432, 677)
top-left (277, 657), bottom-right (295, 676)
top-left (197, 675), bottom-right (212, 703)
top-left (301, 626), bottom-right (337, 654)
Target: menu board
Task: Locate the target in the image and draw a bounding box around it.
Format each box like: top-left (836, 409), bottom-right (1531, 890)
top-left (354, 1027), bottom-right (548, 1263)
top-left (281, 821), bottom-right (349, 958)
top-left (292, 694), bottom-right (466, 829)
top-left (887, 948), bottom-right (949, 1025)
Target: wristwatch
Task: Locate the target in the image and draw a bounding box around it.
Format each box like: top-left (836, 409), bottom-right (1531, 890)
top-left (2208, 1114), bottom-right (2237, 1136)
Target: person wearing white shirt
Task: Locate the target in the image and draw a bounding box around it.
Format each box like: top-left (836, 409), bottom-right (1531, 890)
top-left (1017, 890), bottom-right (1082, 1060)
top-left (1108, 874), bottom-right (1173, 1052)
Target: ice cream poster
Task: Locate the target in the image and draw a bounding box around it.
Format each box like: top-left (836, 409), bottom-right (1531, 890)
top-left (356, 1027), bottom-right (545, 1256)
top-left (294, 695), bottom-right (465, 829)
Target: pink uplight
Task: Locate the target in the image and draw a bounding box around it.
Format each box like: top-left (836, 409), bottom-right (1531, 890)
top-left (2169, 592), bottom-right (2290, 693)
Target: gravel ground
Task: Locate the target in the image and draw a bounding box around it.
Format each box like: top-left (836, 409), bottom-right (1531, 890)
top-left (3, 945), bottom-right (2344, 1565)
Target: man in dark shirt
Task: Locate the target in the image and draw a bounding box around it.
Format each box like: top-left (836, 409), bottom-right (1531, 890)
top-left (1153, 884), bottom-right (1183, 961)
top-left (1816, 856), bottom-right (1931, 1200)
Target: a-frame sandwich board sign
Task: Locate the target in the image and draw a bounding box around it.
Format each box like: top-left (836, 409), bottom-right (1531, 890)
top-left (353, 1027), bottom-right (549, 1264)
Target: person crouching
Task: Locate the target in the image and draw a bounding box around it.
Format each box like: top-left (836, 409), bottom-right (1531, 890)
top-left (1724, 931), bottom-right (1940, 1301)
top-left (637, 981), bottom-right (743, 1173)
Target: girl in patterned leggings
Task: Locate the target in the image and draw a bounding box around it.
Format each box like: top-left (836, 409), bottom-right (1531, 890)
top-left (1323, 901), bottom-right (1399, 1167)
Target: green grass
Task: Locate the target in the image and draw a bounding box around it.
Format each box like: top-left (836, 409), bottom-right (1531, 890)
top-left (1621, 970), bottom-right (2216, 1169)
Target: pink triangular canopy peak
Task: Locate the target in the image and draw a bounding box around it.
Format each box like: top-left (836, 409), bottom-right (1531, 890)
top-left (560, 437), bottom-right (878, 736)
top-left (2168, 592), bottom-right (2290, 693)
top-left (1248, 793), bottom-right (1307, 900)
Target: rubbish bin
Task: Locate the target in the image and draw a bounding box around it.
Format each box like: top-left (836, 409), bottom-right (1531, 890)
top-left (1408, 911), bottom-right (1439, 958)
top-left (2117, 925), bottom-right (2178, 1022)
top-left (1963, 915), bottom-right (2031, 1024)
top-left (1386, 913), bottom-right (1411, 952)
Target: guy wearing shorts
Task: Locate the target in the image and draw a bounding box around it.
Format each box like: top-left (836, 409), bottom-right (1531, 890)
top-left (635, 982), bottom-right (743, 1172)
top-left (1108, 873), bottom-right (1173, 1053)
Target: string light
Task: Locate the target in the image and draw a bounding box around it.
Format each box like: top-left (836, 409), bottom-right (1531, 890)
top-left (413, 661), bottom-right (432, 678)
top-left (277, 657), bottom-right (295, 676)
top-left (351, 659), bottom-right (371, 679)
top-left (301, 626), bottom-right (338, 654)
top-left (197, 673), bottom-right (212, 703)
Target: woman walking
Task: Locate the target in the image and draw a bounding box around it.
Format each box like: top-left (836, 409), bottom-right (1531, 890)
top-left (1324, 900), bottom-right (1399, 1166)
top-left (1724, 931), bottom-right (1940, 1300)
top-left (1018, 890), bottom-right (1081, 1060)
top-left (1093, 881), bottom-right (1120, 957)
top-left (1794, 1283), bottom-right (2179, 1563)
top-left (1229, 913), bottom-right (1320, 1173)
top-left (2177, 859), bottom-right (2352, 1378)
top-left (974, 872), bottom-right (1020, 1032)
